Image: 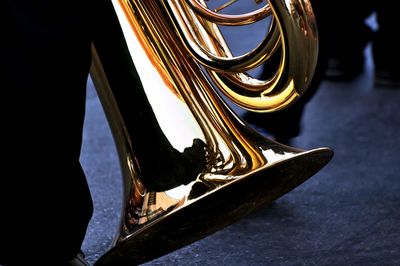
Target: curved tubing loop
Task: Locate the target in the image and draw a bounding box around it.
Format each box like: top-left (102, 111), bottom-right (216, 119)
top-left (184, 0), bottom-right (271, 26)
top-left (168, 0), bottom-right (279, 73)
top-left (173, 0), bottom-right (319, 111)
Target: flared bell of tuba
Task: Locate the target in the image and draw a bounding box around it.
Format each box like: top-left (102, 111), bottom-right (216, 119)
top-left (90, 0), bottom-right (333, 265)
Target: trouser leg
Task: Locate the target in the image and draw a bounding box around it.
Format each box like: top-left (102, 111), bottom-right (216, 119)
top-left (372, 0), bottom-right (400, 85)
top-left (0, 1), bottom-right (93, 264)
top-left (323, 0), bottom-right (374, 80)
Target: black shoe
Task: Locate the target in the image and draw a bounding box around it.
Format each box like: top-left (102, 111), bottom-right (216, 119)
top-left (374, 69), bottom-right (400, 88)
top-left (66, 251), bottom-right (89, 266)
top-left (324, 55), bottom-right (365, 82)
top-left (272, 136), bottom-right (293, 146)
top-left (242, 111), bottom-right (301, 146)
top-left (324, 19), bottom-right (372, 82)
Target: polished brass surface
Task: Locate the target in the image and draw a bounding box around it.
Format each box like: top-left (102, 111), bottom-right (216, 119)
top-left (90, 0), bottom-right (332, 265)
top-left (175, 0), bottom-right (318, 111)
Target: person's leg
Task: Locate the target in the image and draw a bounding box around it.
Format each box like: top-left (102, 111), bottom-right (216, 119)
top-left (372, 0), bottom-right (400, 87)
top-left (1, 0), bottom-right (93, 264)
top-left (324, 0), bottom-right (374, 81)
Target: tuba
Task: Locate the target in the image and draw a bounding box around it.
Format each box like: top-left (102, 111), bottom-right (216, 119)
top-left (90, 0), bottom-right (333, 265)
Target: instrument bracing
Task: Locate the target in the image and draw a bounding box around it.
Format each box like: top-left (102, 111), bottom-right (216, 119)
top-left (90, 0), bottom-right (333, 265)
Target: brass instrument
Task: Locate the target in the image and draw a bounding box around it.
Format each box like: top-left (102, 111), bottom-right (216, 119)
top-left (90, 0), bottom-right (333, 265)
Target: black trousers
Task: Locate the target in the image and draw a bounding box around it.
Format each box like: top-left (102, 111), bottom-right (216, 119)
top-left (321, 0), bottom-right (400, 71)
top-left (1, 1), bottom-right (93, 264)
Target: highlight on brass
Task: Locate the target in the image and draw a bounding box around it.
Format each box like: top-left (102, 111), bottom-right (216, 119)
top-left (90, 0), bottom-right (332, 265)
top-left (175, 0), bottom-right (318, 111)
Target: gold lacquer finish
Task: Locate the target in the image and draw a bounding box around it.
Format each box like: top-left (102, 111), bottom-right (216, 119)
top-left (173, 0), bottom-right (318, 111)
top-left (90, 0), bottom-right (332, 265)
